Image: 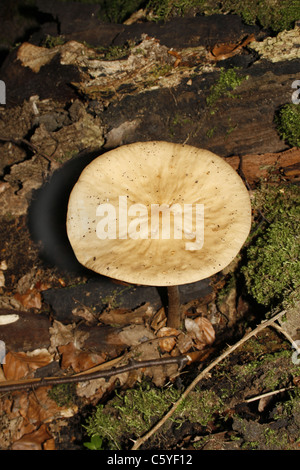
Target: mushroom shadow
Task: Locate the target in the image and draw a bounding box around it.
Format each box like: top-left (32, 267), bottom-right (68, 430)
top-left (28, 146), bottom-right (214, 319)
top-left (28, 148), bottom-right (105, 274)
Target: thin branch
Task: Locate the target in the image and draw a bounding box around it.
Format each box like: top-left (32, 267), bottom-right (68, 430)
top-left (246, 386), bottom-right (294, 404)
top-left (0, 355), bottom-right (189, 394)
top-left (271, 322), bottom-right (300, 353)
top-left (131, 309), bottom-right (286, 450)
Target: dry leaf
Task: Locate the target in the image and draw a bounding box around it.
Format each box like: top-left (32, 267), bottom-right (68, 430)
top-left (157, 327), bottom-right (180, 353)
top-left (59, 342), bottom-right (106, 372)
top-left (49, 320), bottom-right (74, 351)
top-left (72, 305), bottom-right (97, 324)
top-left (176, 332), bottom-right (194, 354)
top-left (49, 320), bottom-right (89, 356)
top-left (150, 307), bottom-right (167, 331)
top-left (193, 316), bottom-right (215, 344)
top-left (118, 324), bottom-right (156, 347)
top-left (17, 43), bottom-right (58, 73)
top-left (209, 34), bottom-right (255, 61)
top-left (0, 385), bottom-right (77, 449)
top-left (11, 424), bottom-right (52, 450)
top-left (99, 303), bottom-right (154, 326)
top-left (14, 288), bottom-right (42, 309)
top-left (3, 349), bottom-right (53, 381)
top-left (43, 438), bottom-right (56, 450)
top-left (13, 280), bottom-right (50, 310)
top-left (26, 387), bottom-right (77, 423)
top-left (185, 316), bottom-right (215, 350)
top-left (0, 366), bottom-right (6, 382)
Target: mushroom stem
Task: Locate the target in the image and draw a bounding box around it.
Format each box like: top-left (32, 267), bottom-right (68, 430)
top-left (167, 285), bottom-right (182, 329)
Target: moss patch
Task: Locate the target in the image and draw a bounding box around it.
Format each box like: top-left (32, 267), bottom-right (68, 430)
top-left (276, 103), bottom-right (300, 148)
top-left (242, 181), bottom-right (300, 308)
top-left (146, 0), bottom-right (300, 32)
top-left (82, 331), bottom-right (300, 450)
top-left (83, 384), bottom-right (224, 449)
top-left (206, 68), bottom-right (248, 114)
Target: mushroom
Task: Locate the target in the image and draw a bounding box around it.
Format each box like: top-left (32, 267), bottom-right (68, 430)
top-left (66, 141), bottom-right (251, 329)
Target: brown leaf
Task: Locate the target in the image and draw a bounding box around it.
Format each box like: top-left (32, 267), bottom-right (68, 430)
top-left (99, 303), bottom-right (154, 326)
top-left (14, 288), bottom-right (42, 309)
top-left (3, 349), bottom-right (53, 381)
top-left (185, 316), bottom-right (215, 350)
top-left (27, 386), bottom-right (77, 423)
top-left (157, 327), bottom-right (180, 353)
top-left (150, 307), bottom-right (167, 331)
top-left (59, 342), bottom-right (106, 372)
top-left (209, 34), bottom-right (255, 61)
top-left (176, 332), bottom-right (193, 354)
top-left (17, 43), bottom-right (58, 73)
top-left (193, 317), bottom-right (215, 344)
top-left (11, 424), bottom-right (52, 450)
top-left (72, 305), bottom-right (97, 324)
top-left (49, 320), bottom-right (89, 354)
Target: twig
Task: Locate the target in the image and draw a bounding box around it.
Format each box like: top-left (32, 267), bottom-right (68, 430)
top-left (271, 322), bottom-right (300, 353)
top-left (246, 386), bottom-right (294, 404)
top-left (0, 355), bottom-right (189, 394)
top-left (131, 309), bottom-right (286, 450)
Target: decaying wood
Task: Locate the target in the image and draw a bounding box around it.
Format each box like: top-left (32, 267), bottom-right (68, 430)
top-left (0, 309), bottom-right (51, 352)
top-left (227, 148), bottom-right (300, 185)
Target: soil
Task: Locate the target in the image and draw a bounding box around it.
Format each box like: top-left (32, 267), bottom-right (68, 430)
top-left (0, 1), bottom-right (299, 452)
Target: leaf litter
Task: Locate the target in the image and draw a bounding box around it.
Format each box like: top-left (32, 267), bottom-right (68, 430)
top-left (0, 296), bottom-right (217, 449)
top-left (0, 17), bottom-right (299, 450)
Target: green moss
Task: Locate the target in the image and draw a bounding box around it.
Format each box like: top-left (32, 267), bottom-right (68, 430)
top-left (83, 384), bottom-right (224, 449)
top-left (217, 273), bottom-right (236, 306)
top-left (83, 385), bottom-right (181, 449)
top-left (263, 427), bottom-right (289, 449)
top-left (100, 0), bottom-right (146, 23)
top-left (83, 404), bottom-right (122, 449)
top-left (242, 182), bottom-right (300, 308)
top-left (48, 383), bottom-right (76, 407)
top-left (169, 113), bottom-right (194, 136)
top-left (146, 0), bottom-right (299, 32)
top-left (146, 0), bottom-right (200, 21)
top-left (176, 390), bottom-right (223, 426)
top-left (227, 0), bottom-right (300, 32)
top-left (42, 35), bottom-right (66, 48)
top-left (206, 68), bottom-right (248, 114)
top-left (276, 104), bottom-right (300, 148)
top-left (274, 388), bottom-right (300, 426)
top-left (149, 64), bottom-right (173, 79)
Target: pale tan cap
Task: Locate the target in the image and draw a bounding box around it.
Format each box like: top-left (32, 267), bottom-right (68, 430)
top-left (67, 141), bottom-right (251, 286)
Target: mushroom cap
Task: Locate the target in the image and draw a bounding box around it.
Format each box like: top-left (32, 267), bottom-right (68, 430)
top-left (67, 141), bottom-right (251, 286)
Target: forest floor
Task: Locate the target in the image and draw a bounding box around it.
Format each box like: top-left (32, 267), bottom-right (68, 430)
top-left (0, 0), bottom-right (299, 451)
